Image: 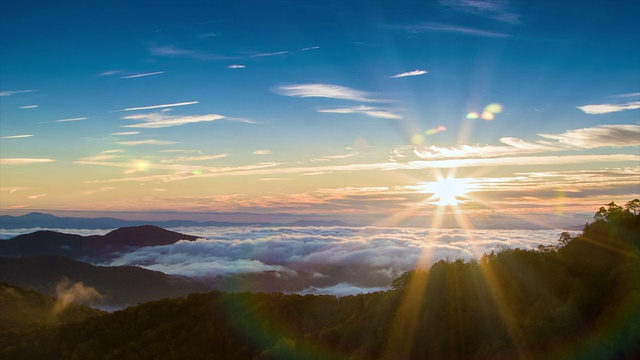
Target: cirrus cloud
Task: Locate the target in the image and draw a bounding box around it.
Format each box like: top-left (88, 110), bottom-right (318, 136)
top-left (274, 83), bottom-right (388, 103)
top-left (0, 158), bottom-right (55, 165)
top-left (576, 101), bottom-right (640, 114)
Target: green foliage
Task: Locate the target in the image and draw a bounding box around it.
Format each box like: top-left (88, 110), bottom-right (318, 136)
top-left (1, 201), bottom-right (638, 359)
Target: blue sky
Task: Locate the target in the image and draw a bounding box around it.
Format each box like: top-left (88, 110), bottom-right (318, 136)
top-left (1, 0), bottom-right (639, 227)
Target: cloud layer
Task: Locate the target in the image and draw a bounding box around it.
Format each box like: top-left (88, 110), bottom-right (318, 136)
top-left (107, 226), bottom-right (568, 295)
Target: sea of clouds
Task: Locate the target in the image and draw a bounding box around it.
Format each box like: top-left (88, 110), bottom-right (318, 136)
top-left (103, 226), bottom-right (573, 295)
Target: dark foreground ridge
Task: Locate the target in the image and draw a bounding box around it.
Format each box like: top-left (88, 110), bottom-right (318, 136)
top-left (0, 225), bottom-right (198, 260)
top-left (0, 200), bottom-right (638, 359)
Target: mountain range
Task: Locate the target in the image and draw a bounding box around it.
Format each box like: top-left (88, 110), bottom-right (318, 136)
top-left (0, 212), bottom-right (351, 230)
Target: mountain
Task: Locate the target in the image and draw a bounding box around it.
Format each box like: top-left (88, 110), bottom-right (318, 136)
top-left (0, 256), bottom-right (211, 308)
top-left (0, 225), bottom-right (198, 260)
top-left (0, 283), bottom-right (104, 330)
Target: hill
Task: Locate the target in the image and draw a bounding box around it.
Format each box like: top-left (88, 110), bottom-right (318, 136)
top-left (0, 225), bottom-right (198, 260)
top-left (0, 256), bottom-right (211, 308)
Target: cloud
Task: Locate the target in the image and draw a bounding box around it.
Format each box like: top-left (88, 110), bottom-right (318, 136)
top-left (107, 227), bottom-right (566, 293)
top-left (274, 83), bottom-right (387, 103)
top-left (414, 124), bottom-right (640, 160)
top-left (120, 101), bottom-right (198, 112)
top-left (100, 70), bottom-right (121, 76)
top-left (576, 101), bottom-right (640, 114)
top-left (27, 193), bottom-right (47, 199)
top-left (110, 131), bottom-right (140, 136)
top-left (539, 124), bottom-right (640, 148)
top-left (391, 70), bottom-right (428, 78)
top-left (0, 158), bottom-right (55, 165)
top-left (301, 46), bottom-right (320, 51)
top-left (611, 92), bottom-right (640, 98)
top-left (250, 51), bottom-right (289, 58)
top-left (120, 71), bottom-right (164, 79)
top-left (160, 154), bottom-right (229, 163)
top-left (227, 64), bottom-right (246, 69)
top-left (1, 134), bottom-right (33, 139)
top-left (82, 187), bottom-right (117, 196)
top-left (253, 150), bottom-right (271, 155)
top-left (0, 89), bottom-right (36, 96)
top-left (53, 279), bottom-right (103, 315)
top-left (439, 0), bottom-right (522, 24)
top-left (150, 45), bottom-right (236, 61)
top-left (393, 22), bottom-right (512, 38)
top-left (318, 106), bottom-right (401, 120)
top-left (47, 117), bottom-right (88, 123)
top-left (122, 112), bottom-right (225, 128)
top-left (19, 105), bottom-right (39, 109)
top-left (116, 140), bottom-right (177, 146)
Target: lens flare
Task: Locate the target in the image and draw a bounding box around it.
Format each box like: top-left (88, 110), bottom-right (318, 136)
top-left (484, 103), bottom-right (503, 114)
top-left (481, 111), bottom-right (494, 121)
top-left (411, 134), bottom-right (425, 145)
top-left (425, 126), bottom-right (447, 135)
top-left (466, 112), bottom-right (479, 119)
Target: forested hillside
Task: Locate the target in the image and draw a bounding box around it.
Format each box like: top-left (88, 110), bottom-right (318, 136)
top-left (1, 201), bottom-right (638, 359)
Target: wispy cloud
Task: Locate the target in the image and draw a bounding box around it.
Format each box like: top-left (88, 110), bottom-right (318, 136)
top-left (576, 101), bottom-right (640, 114)
top-left (120, 101), bottom-right (198, 112)
top-left (150, 45), bottom-right (236, 60)
top-left (391, 69), bottom-right (428, 78)
top-left (0, 89), bottom-right (37, 97)
top-left (82, 187), bottom-right (117, 196)
top-left (610, 92), bottom-right (640, 98)
top-left (39, 117), bottom-right (89, 124)
top-left (539, 124), bottom-right (640, 148)
top-left (110, 131), bottom-right (140, 136)
top-left (120, 71), bottom-right (164, 79)
top-left (439, 0), bottom-right (522, 25)
top-left (227, 64), bottom-right (246, 69)
top-left (116, 140), bottom-right (177, 146)
top-left (159, 149), bottom-right (204, 154)
top-left (414, 124), bottom-right (640, 160)
top-left (392, 22), bottom-right (512, 38)
top-left (250, 51), bottom-right (289, 58)
top-left (0, 158), bottom-right (55, 165)
top-left (1, 134), bottom-right (33, 139)
top-left (27, 193), bottom-right (47, 199)
top-left (274, 83), bottom-right (387, 103)
top-left (100, 70), bottom-right (121, 76)
top-left (19, 105), bottom-right (39, 109)
top-left (318, 106), bottom-right (402, 120)
top-left (122, 112), bottom-right (225, 129)
top-left (253, 150), bottom-right (271, 155)
top-left (301, 46), bottom-right (320, 51)
top-left (160, 154), bottom-right (229, 163)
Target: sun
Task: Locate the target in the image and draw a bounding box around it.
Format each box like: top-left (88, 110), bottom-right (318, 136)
top-left (424, 176), bottom-right (470, 206)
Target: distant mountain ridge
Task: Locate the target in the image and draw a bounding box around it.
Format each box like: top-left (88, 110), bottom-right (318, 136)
top-left (0, 225), bottom-right (198, 260)
top-left (0, 212), bottom-right (351, 230)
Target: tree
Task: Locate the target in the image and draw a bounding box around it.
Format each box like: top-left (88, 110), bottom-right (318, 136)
top-left (625, 199), bottom-right (640, 216)
top-left (558, 232), bottom-right (572, 247)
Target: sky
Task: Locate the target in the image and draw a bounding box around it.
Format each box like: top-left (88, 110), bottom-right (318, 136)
top-left (1, 0), bottom-right (639, 227)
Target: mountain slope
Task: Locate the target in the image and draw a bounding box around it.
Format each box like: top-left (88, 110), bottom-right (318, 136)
top-left (0, 256), bottom-right (211, 308)
top-left (0, 283), bottom-right (104, 330)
